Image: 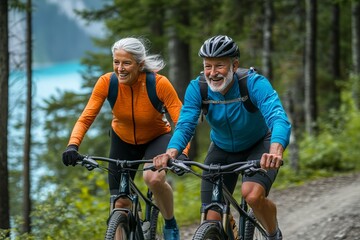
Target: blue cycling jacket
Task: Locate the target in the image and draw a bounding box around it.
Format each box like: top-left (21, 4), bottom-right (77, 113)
top-left (168, 69), bottom-right (291, 153)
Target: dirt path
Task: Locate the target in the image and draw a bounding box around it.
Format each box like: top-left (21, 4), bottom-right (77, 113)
top-left (180, 172), bottom-right (360, 240)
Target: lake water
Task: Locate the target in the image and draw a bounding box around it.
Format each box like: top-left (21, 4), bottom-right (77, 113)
top-left (10, 60), bottom-right (84, 105)
top-left (9, 60), bottom-right (84, 148)
top-left (9, 60), bottom-right (85, 192)
top-left (33, 61), bottom-right (84, 101)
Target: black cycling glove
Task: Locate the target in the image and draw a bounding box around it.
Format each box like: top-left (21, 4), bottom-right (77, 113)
top-left (62, 144), bottom-right (80, 166)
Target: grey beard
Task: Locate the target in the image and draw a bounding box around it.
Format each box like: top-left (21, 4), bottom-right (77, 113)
top-left (206, 68), bottom-right (234, 93)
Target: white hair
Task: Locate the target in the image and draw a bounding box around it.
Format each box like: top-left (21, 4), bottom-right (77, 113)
top-left (111, 37), bottom-right (166, 72)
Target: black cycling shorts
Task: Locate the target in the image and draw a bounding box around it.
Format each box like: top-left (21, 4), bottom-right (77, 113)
top-left (108, 129), bottom-right (171, 195)
top-left (200, 131), bottom-right (277, 204)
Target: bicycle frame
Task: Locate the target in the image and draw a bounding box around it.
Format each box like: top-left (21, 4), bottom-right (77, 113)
top-left (108, 172), bottom-right (140, 234)
top-left (78, 156), bottom-right (160, 240)
top-left (202, 172), bottom-right (269, 239)
top-left (166, 159), bottom-right (270, 240)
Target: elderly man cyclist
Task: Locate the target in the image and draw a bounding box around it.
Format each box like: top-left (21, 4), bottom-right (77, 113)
top-left (153, 35), bottom-right (291, 240)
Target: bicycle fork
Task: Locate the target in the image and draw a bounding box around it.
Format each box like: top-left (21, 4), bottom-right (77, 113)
top-left (109, 172), bottom-right (132, 213)
top-left (108, 172), bottom-right (140, 233)
top-left (200, 177), bottom-right (234, 239)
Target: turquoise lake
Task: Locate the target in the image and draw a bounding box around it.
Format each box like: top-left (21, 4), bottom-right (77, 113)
top-left (10, 60), bottom-right (85, 103)
top-left (9, 60), bottom-right (85, 145)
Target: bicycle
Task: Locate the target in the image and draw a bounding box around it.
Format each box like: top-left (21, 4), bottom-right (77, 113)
top-left (153, 159), bottom-right (278, 240)
top-left (76, 155), bottom-right (162, 240)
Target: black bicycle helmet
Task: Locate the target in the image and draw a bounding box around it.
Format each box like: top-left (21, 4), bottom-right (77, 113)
top-left (198, 35), bottom-right (240, 58)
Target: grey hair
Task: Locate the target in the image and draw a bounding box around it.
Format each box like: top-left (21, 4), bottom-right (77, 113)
top-left (111, 37), bottom-right (166, 72)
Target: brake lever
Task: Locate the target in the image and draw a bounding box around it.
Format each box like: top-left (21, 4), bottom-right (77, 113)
top-left (169, 161), bottom-right (191, 176)
top-left (143, 164), bottom-right (157, 171)
top-left (244, 167), bottom-right (267, 177)
top-left (79, 157), bottom-right (99, 171)
top-left (83, 163), bottom-right (96, 171)
top-left (157, 166), bottom-right (169, 172)
top-left (143, 164), bottom-right (170, 173)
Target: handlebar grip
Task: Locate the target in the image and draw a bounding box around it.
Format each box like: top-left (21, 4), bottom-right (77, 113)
top-left (143, 164), bottom-right (157, 171)
top-left (249, 159), bottom-right (284, 168)
top-left (75, 154), bottom-right (85, 166)
top-left (168, 159), bottom-right (175, 166)
top-left (248, 160), bottom-right (261, 168)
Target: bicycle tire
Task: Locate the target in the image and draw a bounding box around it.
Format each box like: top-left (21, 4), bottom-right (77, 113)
top-left (105, 211), bottom-right (130, 240)
top-left (244, 210), bottom-right (267, 240)
top-left (148, 207), bottom-right (160, 240)
top-left (192, 222), bottom-right (223, 240)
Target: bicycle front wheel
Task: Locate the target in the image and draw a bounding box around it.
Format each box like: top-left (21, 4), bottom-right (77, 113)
top-left (244, 210), bottom-right (267, 240)
top-left (148, 207), bottom-right (160, 240)
top-left (192, 222), bottom-right (223, 240)
top-left (105, 211), bottom-right (130, 240)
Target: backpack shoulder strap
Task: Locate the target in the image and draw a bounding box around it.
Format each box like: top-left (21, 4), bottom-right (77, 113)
top-left (236, 67), bottom-right (258, 113)
top-left (107, 72), bottom-right (118, 109)
top-left (199, 71), bottom-right (209, 115)
top-left (146, 72), bottom-right (167, 113)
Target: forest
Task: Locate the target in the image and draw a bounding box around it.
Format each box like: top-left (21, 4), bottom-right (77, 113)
top-left (1, 0), bottom-right (360, 239)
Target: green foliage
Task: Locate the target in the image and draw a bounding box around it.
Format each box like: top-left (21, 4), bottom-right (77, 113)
top-left (9, 171), bottom-right (109, 239)
top-left (30, 190), bottom-right (104, 239)
top-left (298, 87), bottom-right (360, 173)
top-left (172, 172), bottom-right (202, 224)
top-left (300, 133), bottom-right (344, 171)
top-left (8, 0), bottom-right (27, 11)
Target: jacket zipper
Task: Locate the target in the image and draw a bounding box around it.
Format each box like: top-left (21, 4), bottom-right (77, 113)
top-left (224, 102), bottom-right (235, 152)
top-left (131, 87), bottom-right (137, 145)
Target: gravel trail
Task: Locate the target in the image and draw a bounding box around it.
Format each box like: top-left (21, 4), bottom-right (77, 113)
top-left (180, 172), bottom-right (360, 240)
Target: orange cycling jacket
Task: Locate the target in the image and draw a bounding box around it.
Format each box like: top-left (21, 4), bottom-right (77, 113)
top-left (68, 72), bottom-right (189, 155)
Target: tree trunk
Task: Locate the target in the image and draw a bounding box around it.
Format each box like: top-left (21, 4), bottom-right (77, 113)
top-left (148, 2), bottom-right (164, 54)
top-left (330, 2), bottom-right (341, 109)
top-left (262, 0), bottom-right (273, 81)
top-left (352, 1), bottom-right (360, 74)
top-left (166, 1), bottom-right (197, 158)
top-left (304, 0), bottom-right (317, 135)
top-left (166, 8), bottom-right (191, 101)
top-left (0, 0), bottom-right (11, 235)
top-left (284, 91), bottom-right (299, 173)
top-left (286, 0), bottom-right (304, 173)
top-left (167, 32), bottom-right (191, 102)
top-left (22, 0), bottom-right (32, 234)
top-left (351, 1), bottom-right (360, 109)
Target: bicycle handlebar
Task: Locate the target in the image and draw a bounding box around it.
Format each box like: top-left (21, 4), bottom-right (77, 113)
top-left (144, 159), bottom-right (281, 176)
top-left (173, 159), bottom-right (262, 174)
top-left (76, 154), bottom-right (283, 175)
top-left (76, 154), bottom-right (153, 170)
top-left (171, 159), bottom-right (261, 171)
